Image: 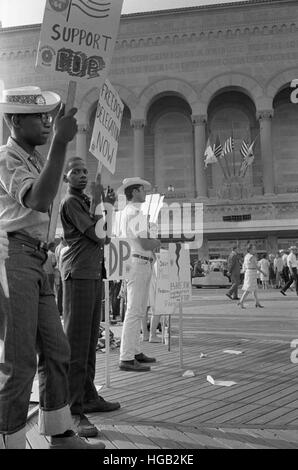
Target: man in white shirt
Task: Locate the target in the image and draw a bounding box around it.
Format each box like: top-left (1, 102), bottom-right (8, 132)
top-left (117, 177), bottom-right (161, 372)
top-left (281, 249), bottom-right (290, 285)
top-left (274, 252), bottom-right (284, 289)
top-left (281, 246), bottom-right (298, 296)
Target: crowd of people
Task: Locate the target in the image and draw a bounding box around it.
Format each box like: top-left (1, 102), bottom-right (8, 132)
top-left (223, 245), bottom-right (298, 308)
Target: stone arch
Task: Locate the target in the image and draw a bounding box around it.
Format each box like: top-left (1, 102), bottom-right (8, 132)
top-left (77, 84), bottom-right (138, 124)
top-left (136, 78), bottom-right (199, 119)
top-left (266, 67), bottom-right (298, 99)
top-left (200, 73), bottom-right (264, 110)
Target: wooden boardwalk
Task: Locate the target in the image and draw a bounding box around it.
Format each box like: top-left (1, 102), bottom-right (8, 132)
top-left (26, 288), bottom-right (298, 449)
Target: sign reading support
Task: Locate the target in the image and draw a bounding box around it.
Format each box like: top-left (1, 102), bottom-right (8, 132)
top-left (90, 79), bottom-right (124, 174)
top-left (104, 238), bottom-right (131, 280)
top-left (36, 0), bottom-right (123, 86)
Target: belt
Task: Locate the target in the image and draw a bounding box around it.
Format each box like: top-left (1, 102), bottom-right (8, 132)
top-left (132, 254), bottom-right (154, 263)
top-left (8, 231), bottom-right (48, 252)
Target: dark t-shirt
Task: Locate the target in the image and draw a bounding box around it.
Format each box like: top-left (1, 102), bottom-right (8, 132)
top-left (60, 190), bottom-right (104, 280)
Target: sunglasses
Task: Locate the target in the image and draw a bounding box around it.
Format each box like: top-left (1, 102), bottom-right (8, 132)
top-left (29, 113), bottom-right (53, 125)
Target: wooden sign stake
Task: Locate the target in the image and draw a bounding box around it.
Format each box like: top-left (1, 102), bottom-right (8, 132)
top-left (104, 279), bottom-right (110, 388)
top-left (47, 81), bottom-right (77, 243)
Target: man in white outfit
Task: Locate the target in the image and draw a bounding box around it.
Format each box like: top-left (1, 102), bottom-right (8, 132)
top-left (281, 246), bottom-right (298, 296)
top-left (118, 178), bottom-right (161, 372)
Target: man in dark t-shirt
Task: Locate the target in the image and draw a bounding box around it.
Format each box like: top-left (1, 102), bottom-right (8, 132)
top-left (60, 157), bottom-right (120, 439)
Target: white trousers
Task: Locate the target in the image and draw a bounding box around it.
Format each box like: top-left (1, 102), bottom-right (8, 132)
top-left (120, 258), bottom-right (152, 361)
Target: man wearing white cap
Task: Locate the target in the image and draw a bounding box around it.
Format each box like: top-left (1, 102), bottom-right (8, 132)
top-left (117, 178), bottom-right (161, 372)
top-left (0, 86), bottom-right (105, 449)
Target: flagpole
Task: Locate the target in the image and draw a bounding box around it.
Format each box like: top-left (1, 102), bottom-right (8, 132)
top-left (231, 133), bottom-right (236, 177)
top-left (222, 153), bottom-right (231, 178)
top-left (217, 157), bottom-right (228, 180)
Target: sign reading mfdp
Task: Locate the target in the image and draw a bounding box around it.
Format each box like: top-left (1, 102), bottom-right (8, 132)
top-left (104, 238), bottom-right (131, 280)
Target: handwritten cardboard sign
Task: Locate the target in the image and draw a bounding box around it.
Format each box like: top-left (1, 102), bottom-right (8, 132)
top-left (168, 243), bottom-right (192, 303)
top-left (90, 79), bottom-right (124, 173)
top-left (36, 0), bottom-right (123, 86)
top-left (154, 245), bottom-right (192, 316)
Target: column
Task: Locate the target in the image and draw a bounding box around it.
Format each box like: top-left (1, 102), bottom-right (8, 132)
top-left (257, 110), bottom-right (275, 195)
top-left (192, 115), bottom-right (208, 198)
top-left (0, 115), bottom-right (3, 146)
top-left (76, 124), bottom-right (88, 161)
top-left (131, 119), bottom-right (145, 178)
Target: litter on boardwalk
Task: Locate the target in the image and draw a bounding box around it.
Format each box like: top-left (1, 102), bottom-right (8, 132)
top-left (182, 370), bottom-right (195, 377)
top-left (223, 350), bottom-right (243, 355)
top-left (207, 375), bottom-right (237, 387)
top-left (200, 353), bottom-right (207, 358)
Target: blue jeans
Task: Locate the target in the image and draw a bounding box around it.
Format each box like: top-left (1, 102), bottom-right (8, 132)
top-left (0, 239), bottom-right (71, 434)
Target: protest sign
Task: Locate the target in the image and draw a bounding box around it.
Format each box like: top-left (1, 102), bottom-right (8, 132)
top-left (104, 237), bottom-right (131, 280)
top-left (168, 243), bottom-right (192, 303)
top-left (154, 251), bottom-right (177, 316)
top-left (36, 0), bottom-right (123, 87)
top-left (90, 79), bottom-right (124, 174)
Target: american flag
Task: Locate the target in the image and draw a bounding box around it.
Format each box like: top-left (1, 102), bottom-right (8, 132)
top-left (213, 135), bottom-right (223, 159)
top-left (240, 140), bottom-right (254, 160)
top-left (239, 139), bottom-right (255, 176)
top-left (222, 136), bottom-right (234, 156)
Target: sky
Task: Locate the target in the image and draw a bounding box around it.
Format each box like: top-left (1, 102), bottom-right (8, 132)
top-left (0, 0), bottom-right (240, 28)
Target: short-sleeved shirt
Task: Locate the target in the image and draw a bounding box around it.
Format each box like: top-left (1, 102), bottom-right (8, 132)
top-left (0, 137), bottom-right (49, 240)
top-left (119, 202), bottom-right (153, 258)
top-left (274, 257), bottom-right (284, 272)
top-left (287, 252), bottom-right (297, 269)
top-left (60, 189), bottom-right (104, 280)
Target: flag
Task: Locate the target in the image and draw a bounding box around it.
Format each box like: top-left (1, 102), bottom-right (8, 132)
top-left (204, 139), bottom-right (217, 168)
top-left (240, 140), bottom-right (254, 160)
top-left (213, 135), bottom-right (223, 159)
top-left (222, 136), bottom-right (234, 156)
top-left (239, 140), bottom-right (255, 176)
top-left (68, 1), bottom-right (112, 21)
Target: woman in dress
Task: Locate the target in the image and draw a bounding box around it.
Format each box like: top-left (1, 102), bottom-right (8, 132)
top-left (238, 243), bottom-right (267, 308)
top-left (259, 253), bottom-right (270, 289)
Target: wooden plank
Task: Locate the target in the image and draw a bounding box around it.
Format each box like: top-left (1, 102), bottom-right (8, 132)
top-left (134, 425), bottom-right (180, 449)
top-left (26, 424), bottom-right (49, 449)
top-left (114, 424), bottom-right (160, 450)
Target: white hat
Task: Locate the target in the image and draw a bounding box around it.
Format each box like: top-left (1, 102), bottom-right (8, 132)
top-left (289, 246), bottom-right (297, 250)
top-left (117, 177), bottom-right (151, 195)
top-left (0, 86), bottom-right (61, 114)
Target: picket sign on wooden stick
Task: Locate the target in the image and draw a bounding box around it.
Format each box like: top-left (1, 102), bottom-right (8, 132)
top-left (47, 81), bottom-right (77, 243)
top-left (0, 253), bottom-right (9, 298)
top-left (104, 280), bottom-right (111, 388)
top-left (179, 300), bottom-right (184, 369)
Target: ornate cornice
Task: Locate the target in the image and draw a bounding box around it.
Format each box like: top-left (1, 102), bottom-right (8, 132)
top-left (77, 124), bottom-right (89, 134)
top-left (192, 115), bottom-right (207, 126)
top-left (257, 109), bottom-right (274, 120)
top-left (130, 119), bottom-right (146, 129)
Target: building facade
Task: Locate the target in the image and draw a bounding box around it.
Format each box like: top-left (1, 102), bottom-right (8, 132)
top-left (1, 0), bottom-right (298, 259)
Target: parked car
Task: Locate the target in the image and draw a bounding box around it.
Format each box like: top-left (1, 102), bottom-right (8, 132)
top-left (192, 259), bottom-right (231, 288)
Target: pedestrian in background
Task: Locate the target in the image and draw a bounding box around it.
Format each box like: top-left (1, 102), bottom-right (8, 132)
top-left (238, 244), bottom-right (266, 309)
top-left (226, 246), bottom-right (241, 300)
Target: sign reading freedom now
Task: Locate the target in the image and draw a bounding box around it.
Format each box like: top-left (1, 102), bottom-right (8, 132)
top-left (90, 79), bottom-right (124, 173)
top-left (36, 0), bottom-right (123, 85)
